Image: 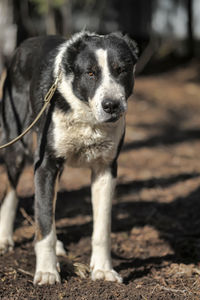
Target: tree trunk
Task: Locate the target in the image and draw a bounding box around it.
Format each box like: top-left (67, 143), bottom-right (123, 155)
top-left (186, 0), bottom-right (194, 57)
top-left (45, 0), bottom-right (57, 35)
top-left (0, 0), bottom-right (17, 72)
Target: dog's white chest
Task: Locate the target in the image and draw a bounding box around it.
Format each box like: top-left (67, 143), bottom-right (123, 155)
top-left (52, 110), bottom-right (124, 167)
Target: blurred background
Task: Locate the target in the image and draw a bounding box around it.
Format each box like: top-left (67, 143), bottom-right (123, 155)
top-left (0, 0), bottom-right (200, 75)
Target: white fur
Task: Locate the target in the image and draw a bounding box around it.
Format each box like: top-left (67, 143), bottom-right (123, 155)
top-left (56, 239), bottom-right (66, 256)
top-left (0, 188), bottom-right (18, 254)
top-left (34, 227), bottom-right (60, 285)
top-left (90, 168), bottom-right (122, 283)
top-left (52, 108), bottom-right (125, 167)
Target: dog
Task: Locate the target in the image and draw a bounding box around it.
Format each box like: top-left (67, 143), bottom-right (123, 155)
top-left (0, 31), bottom-right (138, 285)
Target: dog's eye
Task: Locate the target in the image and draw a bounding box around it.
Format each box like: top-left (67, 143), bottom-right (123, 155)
top-left (87, 71), bottom-right (95, 77)
top-left (116, 66), bottom-right (126, 74)
top-left (113, 64), bottom-right (126, 75)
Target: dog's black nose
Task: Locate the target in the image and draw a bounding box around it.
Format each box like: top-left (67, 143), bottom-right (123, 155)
top-left (102, 99), bottom-right (120, 114)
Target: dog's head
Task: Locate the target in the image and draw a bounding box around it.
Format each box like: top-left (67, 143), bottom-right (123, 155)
top-left (59, 32), bottom-right (138, 123)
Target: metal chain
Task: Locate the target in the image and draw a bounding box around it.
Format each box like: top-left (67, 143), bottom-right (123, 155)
top-left (0, 67), bottom-right (62, 150)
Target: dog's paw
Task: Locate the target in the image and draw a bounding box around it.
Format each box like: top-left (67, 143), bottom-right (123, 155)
top-left (56, 240), bottom-right (67, 256)
top-left (0, 237), bottom-right (14, 255)
top-left (33, 270), bottom-right (61, 285)
top-left (91, 269), bottom-right (122, 283)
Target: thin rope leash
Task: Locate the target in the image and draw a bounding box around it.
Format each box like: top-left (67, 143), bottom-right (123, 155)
top-left (0, 68), bottom-right (62, 150)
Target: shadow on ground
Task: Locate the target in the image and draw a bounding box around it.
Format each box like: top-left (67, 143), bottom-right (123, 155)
top-left (15, 168), bottom-right (200, 285)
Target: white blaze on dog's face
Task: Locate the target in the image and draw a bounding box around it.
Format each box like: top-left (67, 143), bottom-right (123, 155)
top-left (62, 33), bottom-right (138, 123)
top-left (89, 49), bottom-right (127, 123)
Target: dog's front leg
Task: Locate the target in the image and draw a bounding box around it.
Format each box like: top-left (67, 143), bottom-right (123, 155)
top-left (33, 155), bottom-right (61, 285)
top-left (90, 164), bottom-right (122, 283)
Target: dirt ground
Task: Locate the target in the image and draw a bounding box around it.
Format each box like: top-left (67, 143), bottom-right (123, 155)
top-left (1, 61), bottom-right (200, 299)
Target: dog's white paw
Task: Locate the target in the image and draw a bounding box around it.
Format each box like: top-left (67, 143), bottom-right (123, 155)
top-left (56, 240), bottom-right (66, 256)
top-left (0, 237), bottom-right (14, 254)
top-left (91, 269), bottom-right (122, 283)
top-left (33, 270), bottom-right (61, 285)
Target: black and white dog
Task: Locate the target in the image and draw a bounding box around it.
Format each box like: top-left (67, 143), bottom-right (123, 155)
top-left (0, 31), bottom-right (138, 285)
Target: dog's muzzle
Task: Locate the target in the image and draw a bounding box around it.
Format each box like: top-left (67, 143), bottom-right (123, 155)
top-left (102, 99), bottom-right (126, 122)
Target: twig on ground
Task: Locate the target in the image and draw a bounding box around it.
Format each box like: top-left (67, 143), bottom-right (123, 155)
top-left (20, 207), bottom-right (35, 226)
top-left (150, 284), bottom-right (160, 297)
top-left (158, 285), bottom-right (188, 294)
top-left (17, 268), bottom-right (34, 277)
top-left (180, 279), bottom-right (193, 296)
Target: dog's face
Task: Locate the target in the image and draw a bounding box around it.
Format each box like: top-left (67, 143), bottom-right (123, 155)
top-left (64, 33), bottom-right (138, 123)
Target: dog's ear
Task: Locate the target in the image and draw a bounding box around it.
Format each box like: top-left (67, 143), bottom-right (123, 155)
top-left (123, 34), bottom-right (139, 63)
top-left (111, 32), bottom-right (139, 63)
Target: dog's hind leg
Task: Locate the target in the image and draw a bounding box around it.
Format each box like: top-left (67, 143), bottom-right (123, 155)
top-left (0, 144), bottom-right (25, 254)
top-left (0, 67), bottom-right (30, 254)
